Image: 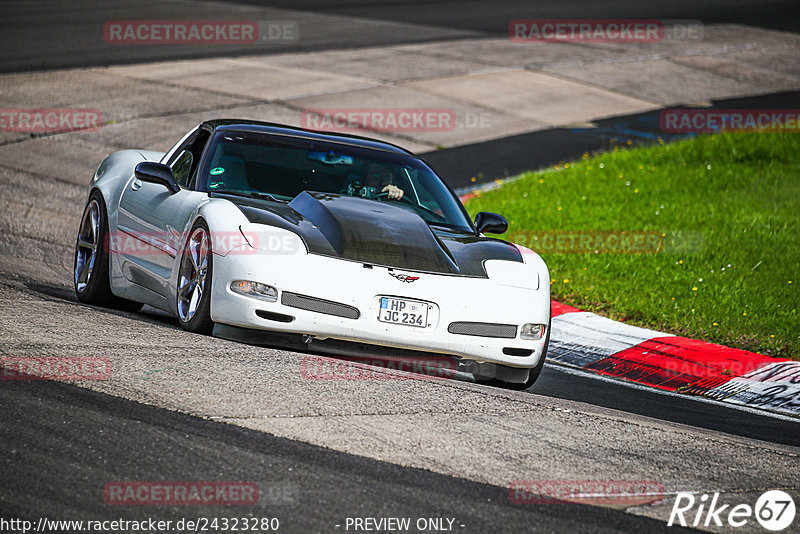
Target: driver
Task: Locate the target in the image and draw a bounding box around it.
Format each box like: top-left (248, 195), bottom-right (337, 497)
top-left (363, 162), bottom-right (404, 200)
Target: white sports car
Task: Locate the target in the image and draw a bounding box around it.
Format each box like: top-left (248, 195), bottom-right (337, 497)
top-left (74, 120), bottom-right (551, 388)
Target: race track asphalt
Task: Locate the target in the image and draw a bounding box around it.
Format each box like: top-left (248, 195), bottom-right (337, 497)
top-left (0, 376), bottom-right (696, 533)
top-left (3, 0), bottom-right (798, 73)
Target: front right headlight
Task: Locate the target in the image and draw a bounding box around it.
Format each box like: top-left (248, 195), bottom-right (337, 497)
top-left (484, 259), bottom-right (540, 290)
top-left (230, 280), bottom-right (278, 302)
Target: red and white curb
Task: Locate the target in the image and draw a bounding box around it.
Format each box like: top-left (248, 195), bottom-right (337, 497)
top-left (458, 187), bottom-right (798, 418)
top-left (548, 301), bottom-right (800, 418)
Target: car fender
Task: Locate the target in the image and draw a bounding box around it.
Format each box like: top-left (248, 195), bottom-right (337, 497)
top-left (169, 198), bottom-right (252, 316)
top-left (89, 149), bottom-right (165, 228)
top-left (493, 243), bottom-right (551, 324)
top-left (87, 149), bottom-right (165, 297)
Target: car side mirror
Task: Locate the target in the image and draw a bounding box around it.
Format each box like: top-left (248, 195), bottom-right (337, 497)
top-left (135, 162), bottom-right (180, 194)
top-left (474, 212), bottom-right (508, 234)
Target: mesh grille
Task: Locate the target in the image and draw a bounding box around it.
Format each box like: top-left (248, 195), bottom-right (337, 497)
top-left (281, 292), bottom-right (360, 320)
top-left (448, 321), bottom-right (517, 339)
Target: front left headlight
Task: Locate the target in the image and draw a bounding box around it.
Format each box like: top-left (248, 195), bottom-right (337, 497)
top-left (239, 223), bottom-right (307, 255)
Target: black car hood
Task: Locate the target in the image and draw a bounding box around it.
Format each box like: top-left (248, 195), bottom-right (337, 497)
top-left (220, 191), bottom-right (521, 277)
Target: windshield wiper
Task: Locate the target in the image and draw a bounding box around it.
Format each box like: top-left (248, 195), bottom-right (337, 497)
top-left (209, 190), bottom-right (284, 202)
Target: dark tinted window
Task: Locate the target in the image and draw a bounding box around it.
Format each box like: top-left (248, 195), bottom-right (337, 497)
top-left (166, 129), bottom-right (210, 189)
top-left (170, 150), bottom-right (193, 187)
top-left (199, 131), bottom-right (472, 231)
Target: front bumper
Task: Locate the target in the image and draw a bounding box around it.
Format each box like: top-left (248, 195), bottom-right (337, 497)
top-left (210, 248), bottom-right (550, 368)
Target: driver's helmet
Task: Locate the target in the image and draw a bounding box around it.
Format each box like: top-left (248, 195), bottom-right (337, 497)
top-left (345, 162), bottom-right (395, 199)
top-left (363, 162), bottom-right (394, 190)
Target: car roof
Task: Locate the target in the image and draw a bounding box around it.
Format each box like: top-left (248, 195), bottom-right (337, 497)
top-left (200, 119), bottom-right (416, 156)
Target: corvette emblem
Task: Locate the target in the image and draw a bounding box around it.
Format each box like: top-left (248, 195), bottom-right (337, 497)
top-left (389, 273), bottom-right (419, 283)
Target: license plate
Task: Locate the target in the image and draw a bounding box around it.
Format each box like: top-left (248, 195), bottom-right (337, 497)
top-left (378, 297), bottom-right (430, 328)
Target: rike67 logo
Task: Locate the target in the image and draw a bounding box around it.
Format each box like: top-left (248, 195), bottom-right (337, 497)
top-left (668, 490), bottom-right (796, 531)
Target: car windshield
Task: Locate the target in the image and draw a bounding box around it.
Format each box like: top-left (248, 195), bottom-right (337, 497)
top-left (199, 130), bottom-right (473, 232)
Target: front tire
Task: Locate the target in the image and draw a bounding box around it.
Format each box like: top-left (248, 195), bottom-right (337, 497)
top-left (497, 316), bottom-right (551, 391)
top-left (74, 191), bottom-right (143, 312)
top-left (176, 220), bottom-right (214, 334)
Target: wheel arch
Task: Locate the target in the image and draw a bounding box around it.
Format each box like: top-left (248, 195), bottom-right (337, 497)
top-left (168, 198), bottom-right (251, 316)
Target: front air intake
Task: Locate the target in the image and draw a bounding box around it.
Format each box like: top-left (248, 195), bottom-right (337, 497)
top-left (448, 321), bottom-right (517, 339)
top-left (281, 291), bottom-right (360, 320)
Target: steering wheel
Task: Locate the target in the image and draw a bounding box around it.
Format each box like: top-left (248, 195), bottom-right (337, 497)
top-left (376, 190), bottom-right (412, 204)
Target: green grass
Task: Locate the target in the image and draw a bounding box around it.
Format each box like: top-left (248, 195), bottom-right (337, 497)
top-left (465, 132), bottom-right (800, 359)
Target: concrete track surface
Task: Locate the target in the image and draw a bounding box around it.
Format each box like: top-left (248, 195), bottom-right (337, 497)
top-left (1, 1), bottom-right (800, 532)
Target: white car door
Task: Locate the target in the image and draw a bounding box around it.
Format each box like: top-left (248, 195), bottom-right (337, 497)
top-left (117, 130), bottom-right (210, 299)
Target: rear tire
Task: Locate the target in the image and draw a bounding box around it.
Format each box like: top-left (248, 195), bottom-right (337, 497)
top-left (176, 220), bottom-right (215, 334)
top-left (74, 191), bottom-right (143, 312)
